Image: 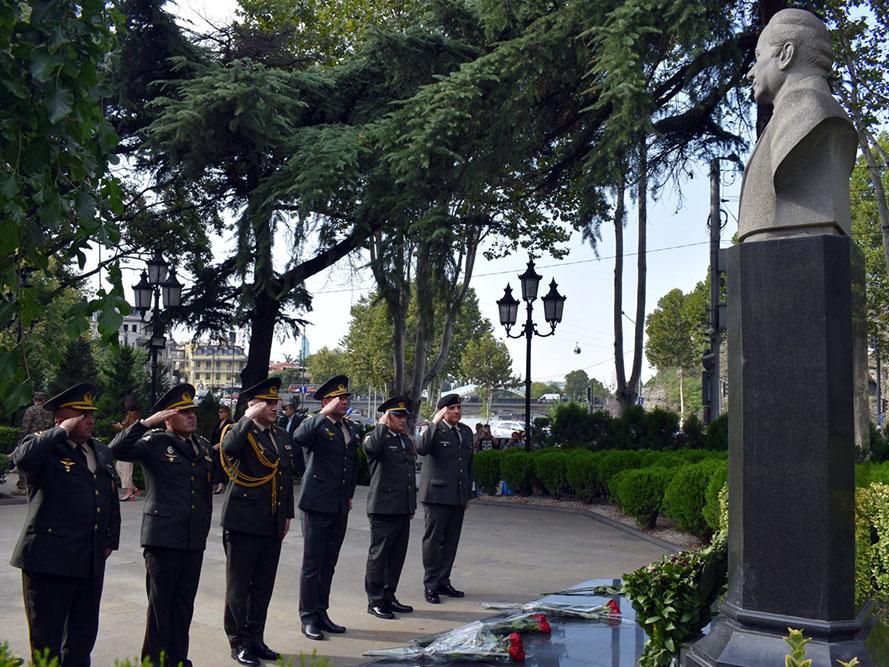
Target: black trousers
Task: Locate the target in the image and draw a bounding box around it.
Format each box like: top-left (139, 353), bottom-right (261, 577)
top-left (421, 503), bottom-right (465, 590)
top-left (299, 510), bottom-right (348, 623)
top-left (142, 546), bottom-right (204, 666)
top-left (223, 529), bottom-right (282, 649)
top-left (365, 514), bottom-right (411, 606)
top-left (22, 569), bottom-right (104, 667)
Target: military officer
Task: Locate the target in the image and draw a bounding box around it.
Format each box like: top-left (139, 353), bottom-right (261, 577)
top-left (220, 377), bottom-right (295, 666)
top-left (108, 383), bottom-right (213, 667)
top-left (294, 374), bottom-right (360, 640)
top-left (418, 393), bottom-right (474, 604)
top-left (10, 383), bottom-right (121, 666)
top-left (364, 396), bottom-right (417, 619)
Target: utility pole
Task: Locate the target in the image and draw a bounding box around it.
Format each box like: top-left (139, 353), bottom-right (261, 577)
top-left (703, 158), bottom-right (723, 425)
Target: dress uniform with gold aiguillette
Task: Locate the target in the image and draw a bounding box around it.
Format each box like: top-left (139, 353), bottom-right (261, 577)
top-left (364, 396), bottom-right (417, 618)
top-left (294, 375), bottom-right (360, 635)
top-left (219, 377), bottom-right (294, 660)
top-left (108, 384), bottom-right (212, 667)
top-left (10, 383), bottom-right (121, 667)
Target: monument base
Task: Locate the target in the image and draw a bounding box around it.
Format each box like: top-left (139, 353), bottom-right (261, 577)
top-left (682, 235), bottom-right (873, 666)
top-left (682, 601), bottom-right (874, 667)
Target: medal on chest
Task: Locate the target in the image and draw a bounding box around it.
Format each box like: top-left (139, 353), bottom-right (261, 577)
top-left (165, 445), bottom-right (178, 463)
top-left (60, 458), bottom-right (76, 473)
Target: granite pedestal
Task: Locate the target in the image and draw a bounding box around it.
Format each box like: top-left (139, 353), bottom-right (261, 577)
top-left (683, 235), bottom-right (873, 666)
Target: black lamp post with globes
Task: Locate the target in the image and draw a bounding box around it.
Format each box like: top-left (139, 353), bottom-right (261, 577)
top-left (132, 250), bottom-right (183, 406)
top-left (496, 257), bottom-right (566, 451)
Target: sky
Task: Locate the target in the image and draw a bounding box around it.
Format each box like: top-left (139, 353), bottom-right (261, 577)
top-left (108, 0), bottom-right (750, 390)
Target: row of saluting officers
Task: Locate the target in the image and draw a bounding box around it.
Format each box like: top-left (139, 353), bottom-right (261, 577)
top-left (9, 376), bottom-right (475, 667)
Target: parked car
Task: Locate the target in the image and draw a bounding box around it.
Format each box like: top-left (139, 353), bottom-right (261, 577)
top-left (489, 420), bottom-right (525, 446)
top-left (538, 393), bottom-right (561, 403)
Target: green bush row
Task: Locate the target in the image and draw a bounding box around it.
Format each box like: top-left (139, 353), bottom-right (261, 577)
top-left (474, 447), bottom-right (728, 536)
top-left (547, 402), bottom-right (728, 452)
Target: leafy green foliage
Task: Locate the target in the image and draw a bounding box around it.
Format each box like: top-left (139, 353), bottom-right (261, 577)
top-left (0, 453), bottom-right (10, 486)
top-left (473, 450), bottom-right (502, 495)
top-left (0, 426), bottom-right (18, 455)
top-left (597, 450), bottom-right (645, 499)
top-left (644, 407), bottom-right (680, 450)
top-left (564, 450), bottom-right (600, 502)
top-left (662, 462), bottom-right (722, 539)
top-left (705, 413), bottom-right (728, 451)
top-left (564, 369), bottom-right (590, 401)
top-left (500, 450), bottom-right (533, 495)
top-left (703, 464), bottom-right (728, 534)
top-left (611, 467), bottom-right (673, 529)
top-left (532, 450), bottom-right (568, 496)
top-left (623, 532), bottom-right (728, 666)
top-left (550, 401), bottom-right (596, 447)
top-left (50, 339), bottom-right (100, 396)
top-left (460, 333), bottom-right (517, 419)
top-left (306, 347), bottom-right (349, 386)
top-left (0, 1), bottom-right (127, 414)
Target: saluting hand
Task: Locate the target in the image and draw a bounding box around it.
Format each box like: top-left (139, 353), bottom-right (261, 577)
top-left (244, 401), bottom-right (266, 421)
top-left (59, 415), bottom-right (84, 433)
top-left (319, 397), bottom-right (341, 417)
top-left (378, 412), bottom-right (389, 427)
top-left (431, 407), bottom-right (448, 425)
top-left (141, 409), bottom-right (180, 428)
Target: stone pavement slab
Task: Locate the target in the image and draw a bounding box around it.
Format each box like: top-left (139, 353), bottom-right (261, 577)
top-left (0, 486), bottom-right (667, 666)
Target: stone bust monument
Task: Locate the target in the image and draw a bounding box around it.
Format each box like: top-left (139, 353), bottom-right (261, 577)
top-left (737, 9), bottom-right (858, 243)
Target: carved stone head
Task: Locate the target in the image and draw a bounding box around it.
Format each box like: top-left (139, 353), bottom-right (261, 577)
top-left (747, 9), bottom-right (833, 106)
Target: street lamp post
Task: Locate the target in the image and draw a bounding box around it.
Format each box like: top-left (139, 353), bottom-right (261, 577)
top-left (496, 257), bottom-right (566, 451)
top-left (132, 251), bottom-right (183, 406)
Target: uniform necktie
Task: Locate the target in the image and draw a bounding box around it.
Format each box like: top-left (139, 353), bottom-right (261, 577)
top-left (339, 422), bottom-right (352, 445)
top-left (78, 443), bottom-right (96, 473)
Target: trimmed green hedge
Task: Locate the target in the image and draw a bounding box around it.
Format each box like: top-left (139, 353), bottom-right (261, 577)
top-left (662, 461), bottom-right (723, 539)
top-left (611, 466), bottom-right (673, 528)
top-left (500, 450), bottom-right (533, 494)
top-left (599, 450), bottom-right (645, 499)
top-left (0, 453), bottom-right (10, 486)
top-left (564, 450), bottom-right (599, 501)
top-left (474, 450), bottom-right (502, 495)
top-left (703, 463), bottom-right (728, 533)
top-left (533, 450), bottom-right (568, 496)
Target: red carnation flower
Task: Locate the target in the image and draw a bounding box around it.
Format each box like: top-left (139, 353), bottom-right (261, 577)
top-left (607, 599), bottom-right (621, 616)
top-left (508, 632), bottom-right (526, 662)
top-left (533, 613), bottom-right (551, 633)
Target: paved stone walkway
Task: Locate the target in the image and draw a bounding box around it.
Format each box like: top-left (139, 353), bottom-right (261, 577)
top-left (0, 483), bottom-right (667, 665)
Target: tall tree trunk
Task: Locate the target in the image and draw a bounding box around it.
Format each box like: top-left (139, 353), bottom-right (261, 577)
top-left (627, 138), bottom-right (648, 405)
top-left (612, 172), bottom-right (628, 410)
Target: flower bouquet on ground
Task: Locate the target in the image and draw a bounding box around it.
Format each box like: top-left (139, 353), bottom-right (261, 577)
top-left (482, 598), bottom-right (624, 623)
top-left (363, 621), bottom-right (526, 662)
top-left (484, 612), bottom-right (552, 635)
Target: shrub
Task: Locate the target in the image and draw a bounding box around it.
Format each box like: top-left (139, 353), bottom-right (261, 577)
top-left (596, 450), bottom-right (644, 498)
top-left (675, 449), bottom-right (715, 464)
top-left (662, 461), bottom-right (722, 539)
top-left (704, 413), bottom-right (728, 450)
top-left (617, 404), bottom-right (646, 449)
top-left (679, 414), bottom-right (706, 449)
top-left (870, 422), bottom-right (889, 463)
top-left (855, 483), bottom-right (889, 606)
top-left (611, 467), bottom-right (672, 528)
top-left (868, 462), bottom-right (889, 486)
top-left (549, 401), bottom-right (591, 447)
top-left (587, 410), bottom-right (619, 450)
top-left (0, 453), bottom-right (10, 486)
top-left (355, 443), bottom-right (370, 486)
top-left (0, 426), bottom-right (18, 454)
top-left (564, 449), bottom-right (599, 501)
top-left (703, 463), bottom-right (728, 533)
top-left (533, 450), bottom-right (568, 496)
top-left (500, 451), bottom-right (533, 494)
top-left (643, 407), bottom-right (680, 450)
top-left (638, 450), bottom-right (686, 469)
top-left (474, 450), bottom-right (502, 495)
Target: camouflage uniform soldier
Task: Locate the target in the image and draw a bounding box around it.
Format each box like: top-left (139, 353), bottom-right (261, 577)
top-left (13, 392), bottom-right (53, 495)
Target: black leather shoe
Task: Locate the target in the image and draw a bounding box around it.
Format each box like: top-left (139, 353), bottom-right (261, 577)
top-left (253, 643), bottom-right (279, 660)
top-left (437, 583), bottom-right (465, 598)
top-left (301, 623), bottom-right (324, 641)
top-left (319, 613), bottom-right (347, 633)
top-left (386, 598), bottom-right (414, 613)
top-left (424, 587), bottom-right (441, 604)
top-left (232, 646), bottom-right (260, 666)
top-left (368, 604), bottom-right (396, 619)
